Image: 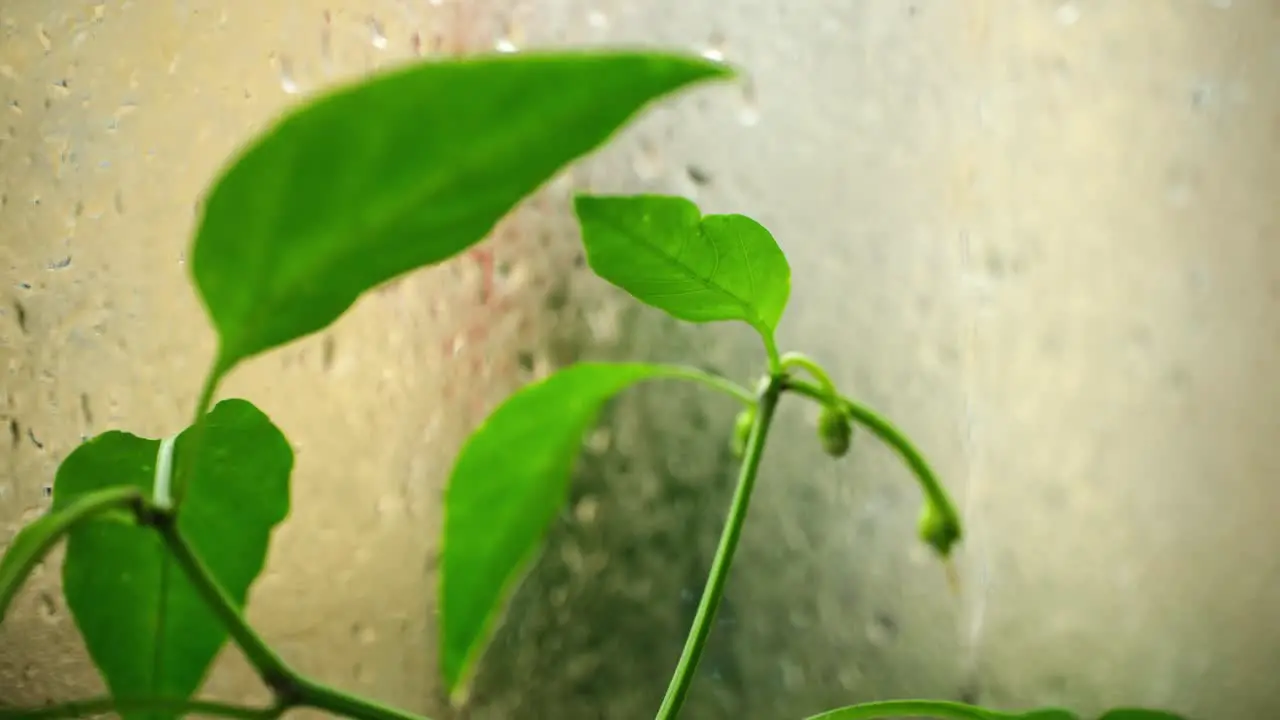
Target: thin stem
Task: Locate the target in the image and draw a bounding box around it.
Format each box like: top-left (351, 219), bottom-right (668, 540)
top-left (0, 487), bottom-right (143, 620)
top-left (781, 351), bottom-right (837, 399)
top-left (153, 516), bottom-right (295, 686)
top-left (783, 378), bottom-right (962, 549)
top-left (803, 699), bottom-right (1010, 720)
top-left (658, 365), bottom-right (756, 405)
top-left (291, 676), bottom-right (435, 720)
top-left (0, 696), bottom-right (282, 720)
top-left (762, 333), bottom-right (784, 376)
top-left (654, 375), bottom-right (784, 720)
top-left (173, 361), bottom-right (222, 504)
top-left (149, 511), bottom-right (437, 720)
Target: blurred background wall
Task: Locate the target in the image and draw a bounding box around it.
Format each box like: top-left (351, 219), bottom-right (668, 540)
top-left (2, 1), bottom-right (1278, 719)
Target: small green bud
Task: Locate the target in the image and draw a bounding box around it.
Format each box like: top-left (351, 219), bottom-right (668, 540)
top-left (730, 406), bottom-right (756, 458)
top-left (816, 405), bottom-right (853, 458)
top-left (917, 502), bottom-right (962, 558)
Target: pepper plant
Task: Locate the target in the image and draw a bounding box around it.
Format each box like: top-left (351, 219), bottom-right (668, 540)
top-left (0, 50), bottom-right (1188, 720)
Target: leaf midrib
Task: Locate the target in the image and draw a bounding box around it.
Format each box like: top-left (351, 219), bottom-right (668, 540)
top-left (594, 212), bottom-right (766, 331)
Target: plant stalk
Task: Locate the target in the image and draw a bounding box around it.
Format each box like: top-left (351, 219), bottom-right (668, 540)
top-left (654, 374), bottom-right (784, 720)
top-left (154, 515), bottom-right (296, 688)
top-left (782, 377), bottom-right (962, 550)
top-left (290, 676), bottom-right (435, 720)
top-left (152, 510), bottom-right (437, 720)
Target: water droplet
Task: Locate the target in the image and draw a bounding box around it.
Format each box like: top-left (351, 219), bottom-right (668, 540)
top-left (368, 17), bottom-right (388, 50)
top-left (866, 612), bottom-right (898, 646)
top-left (700, 31), bottom-right (727, 62)
top-left (1054, 3), bottom-right (1080, 25)
top-left (37, 592), bottom-right (58, 620)
top-left (320, 12), bottom-right (333, 64)
top-left (351, 623), bottom-right (377, 645)
top-left (587, 10), bottom-right (609, 29)
top-left (631, 138), bottom-right (664, 180)
top-left (376, 493), bottom-right (403, 517)
top-left (738, 80), bottom-right (760, 126)
top-left (685, 164), bottom-right (712, 186)
top-left (573, 496), bottom-right (599, 524)
top-left (277, 56), bottom-right (299, 94)
top-left (584, 428), bottom-right (611, 454)
top-left (585, 304), bottom-right (619, 343)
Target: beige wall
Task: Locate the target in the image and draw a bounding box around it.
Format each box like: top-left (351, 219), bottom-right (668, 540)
top-left (2, 1), bottom-right (1278, 719)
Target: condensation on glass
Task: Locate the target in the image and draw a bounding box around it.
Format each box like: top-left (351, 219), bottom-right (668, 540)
top-left (2, 1), bottom-right (1279, 719)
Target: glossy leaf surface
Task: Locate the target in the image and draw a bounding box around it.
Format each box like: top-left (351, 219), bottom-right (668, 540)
top-left (0, 486), bottom-right (140, 622)
top-left (441, 362), bottom-right (675, 699)
top-left (574, 194), bottom-right (791, 339)
top-left (192, 52), bottom-right (731, 379)
top-left (54, 400), bottom-right (291, 719)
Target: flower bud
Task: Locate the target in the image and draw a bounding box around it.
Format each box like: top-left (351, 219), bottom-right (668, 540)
top-left (816, 405), bottom-right (853, 458)
top-left (730, 406), bottom-right (756, 458)
top-left (917, 502), bottom-right (962, 558)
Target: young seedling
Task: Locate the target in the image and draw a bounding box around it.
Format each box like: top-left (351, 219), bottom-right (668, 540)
top-left (0, 50), bottom-right (1190, 720)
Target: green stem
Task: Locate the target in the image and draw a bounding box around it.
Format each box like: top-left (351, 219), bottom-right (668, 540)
top-left (173, 361), bottom-right (222, 504)
top-left (290, 676), bottom-right (435, 720)
top-left (781, 352), bottom-right (837, 400)
top-left (782, 377), bottom-right (962, 550)
top-left (803, 699), bottom-right (1009, 720)
top-left (0, 696), bottom-right (282, 720)
top-left (153, 515), bottom-right (295, 687)
top-left (149, 509), bottom-right (436, 720)
top-left (762, 333), bottom-right (784, 376)
top-left (659, 365), bottom-right (756, 405)
top-left (654, 374), bottom-right (784, 720)
top-left (0, 487), bottom-right (143, 621)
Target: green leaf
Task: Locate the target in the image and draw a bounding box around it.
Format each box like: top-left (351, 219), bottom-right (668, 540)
top-left (192, 52), bottom-right (731, 380)
top-left (573, 193), bottom-right (791, 341)
top-left (0, 486), bottom-right (141, 622)
top-left (802, 700), bottom-right (1079, 720)
top-left (1097, 710), bottom-right (1189, 720)
top-left (53, 399), bottom-right (292, 719)
top-left (441, 362), bottom-right (677, 700)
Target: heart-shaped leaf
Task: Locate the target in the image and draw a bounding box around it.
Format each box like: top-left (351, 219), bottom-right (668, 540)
top-left (192, 52), bottom-right (732, 381)
top-left (0, 486), bottom-right (141, 622)
top-left (573, 194), bottom-right (791, 346)
top-left (53, 399), bottom-right (291, 719)
top-left (442, 362), bottom-right (693, 700)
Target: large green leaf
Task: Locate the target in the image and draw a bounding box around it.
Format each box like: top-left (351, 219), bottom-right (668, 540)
top-left (441, 362), bottom-right (683, 699)
top-left (0, 486), bottom-right (140, 622)
top-left (1097, 711), bottom-right (1188, 720)
top-left (573, 194), bottom-right (791, 340)
top-left (192, 52), bottom-right (732, 379)
top-left (53, 399), bottom-right (292, 720)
